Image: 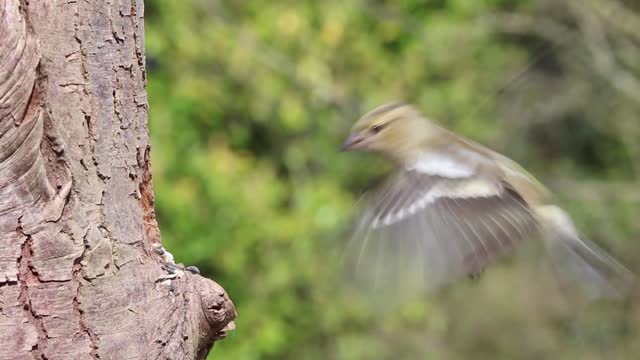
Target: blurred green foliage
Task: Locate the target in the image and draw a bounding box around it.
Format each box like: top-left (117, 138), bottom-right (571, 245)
top-left (145, 0), bottom-right (640, 359)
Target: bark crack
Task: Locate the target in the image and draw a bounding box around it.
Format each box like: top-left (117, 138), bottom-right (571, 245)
top-left (71, 227), bottom-right (98, 358)
top-left (71, 282), bottom-right (99, 359)
top-left (139, 144), bottom-right (161, 248)
top-left (17, 221), bottom-right (48, 359)
top-left (130, 0), bottom-right (146, 83)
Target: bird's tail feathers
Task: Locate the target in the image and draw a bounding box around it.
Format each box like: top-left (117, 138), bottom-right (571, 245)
top-left (536, 205), bottom-right (635, 300)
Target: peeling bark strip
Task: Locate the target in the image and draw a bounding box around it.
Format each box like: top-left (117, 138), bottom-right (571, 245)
top-left (0, 1), bottom-right (235, 359)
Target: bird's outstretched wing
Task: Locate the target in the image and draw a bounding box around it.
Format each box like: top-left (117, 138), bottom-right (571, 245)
top-left (345, 153), bottom-right (540, 296)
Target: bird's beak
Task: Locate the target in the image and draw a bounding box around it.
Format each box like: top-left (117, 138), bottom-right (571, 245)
top-left (340, 133), bottom-right (365, 151)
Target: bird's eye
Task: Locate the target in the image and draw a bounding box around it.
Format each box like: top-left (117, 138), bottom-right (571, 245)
top-left (371, 123), bottom-right (386, 134)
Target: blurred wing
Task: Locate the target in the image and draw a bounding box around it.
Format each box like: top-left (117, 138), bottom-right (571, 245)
top-left (345, 167), bottom-right (540, 297)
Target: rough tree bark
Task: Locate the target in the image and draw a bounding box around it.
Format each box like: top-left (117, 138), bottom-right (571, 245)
top-left (0, 1), bottom-right (236, 359)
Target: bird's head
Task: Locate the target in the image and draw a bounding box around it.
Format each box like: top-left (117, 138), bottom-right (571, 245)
top-left (341, 103), bottom-right (441, 163)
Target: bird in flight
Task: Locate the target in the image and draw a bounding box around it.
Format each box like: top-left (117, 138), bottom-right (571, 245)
top-left (341, 102), bottom-right (634, 300)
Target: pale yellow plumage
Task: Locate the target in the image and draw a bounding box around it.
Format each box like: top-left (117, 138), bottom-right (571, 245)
top-left (342, 102), bottom-right (634, 299)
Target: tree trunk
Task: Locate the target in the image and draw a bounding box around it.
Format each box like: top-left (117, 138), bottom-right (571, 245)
top-left (0, 1), bottom-right (236, 359)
